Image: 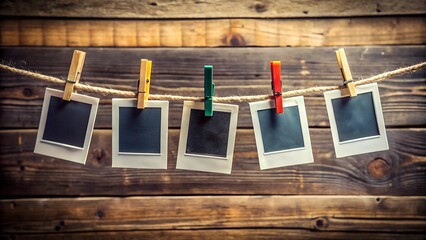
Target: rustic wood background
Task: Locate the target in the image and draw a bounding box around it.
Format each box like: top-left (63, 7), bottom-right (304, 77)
top-left (0, 1), bottom-right (425, 239)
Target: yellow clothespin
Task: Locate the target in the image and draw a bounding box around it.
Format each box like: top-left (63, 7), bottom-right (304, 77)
top-left (63, 50), bottom-right (86, 101)
top-left (335, 48), bottom-right (357, 97)
top-left (137, 59), bottom-right (152, 109)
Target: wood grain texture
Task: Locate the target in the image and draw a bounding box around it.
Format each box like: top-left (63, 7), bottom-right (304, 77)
top-left (1, 0), bottom-right (425, 18)
top-left (1, 17), bottom-right (425, 47)
top-left (1, 1), bottom-right (425, 238)
top-left (3, 230), bottom-right (425, 240)
top-left (0, 196), bottom-right (425, 233)
top-left (1, 129), bottom-right (425, 197)
top-left (0, 46), bottom-right (425, 128)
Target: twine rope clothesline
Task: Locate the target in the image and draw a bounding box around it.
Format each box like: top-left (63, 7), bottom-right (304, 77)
top-left (0, 62), bottom-right (425, 102)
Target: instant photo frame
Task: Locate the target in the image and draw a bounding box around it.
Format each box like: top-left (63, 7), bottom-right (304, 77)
top-left (250, 96), bottom-right (314, 170)
top-left (34, 88), bottom-right (99, 164)
top-left (176, 101), bottom-right (238, 174)
top-left (324, 83), bottom-right (389, 158)
top-left (112, 99), bottom-right (169, 169)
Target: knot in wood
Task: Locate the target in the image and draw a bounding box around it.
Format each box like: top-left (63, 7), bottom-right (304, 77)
top-left (313, 217), bottom-right (329, 230)
top-left (223, 34), bottom-right (246, 46)
top-left (368, 158), bottom-right (391, 179)
top-left (251, 2), bottom-right (268, 13)
top-left (92, 148), bottom-right (106, 163)
top-left (96, 210), bottom-right (105, 218)
top-left (23, 88), bottom-right (33, 97)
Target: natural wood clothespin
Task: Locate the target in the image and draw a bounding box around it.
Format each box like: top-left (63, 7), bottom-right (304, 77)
top-left (137, 59), bottom-right (152, 109)
top-left (335, 48), bottom-right (357, 97)
top-left (63, 50), bottom-right (86, 101)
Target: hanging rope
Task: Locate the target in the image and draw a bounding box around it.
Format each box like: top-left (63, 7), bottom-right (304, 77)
top-left (0, 62), bottom-right (425, 102)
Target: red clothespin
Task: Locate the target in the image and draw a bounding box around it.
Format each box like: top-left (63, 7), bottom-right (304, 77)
top-left (270, 61), bottom-right (283, 114)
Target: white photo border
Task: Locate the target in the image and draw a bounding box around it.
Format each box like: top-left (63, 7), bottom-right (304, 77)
top-left (176, 101), bottom-right (239, 174)
top-left (324, 83), bottom-right (389, 158)
top-left (112, 99), bottom-right (169, 169)
top-left (34, 88), bottom-right (99, 164)
top-left (249, 96), bottom-right (314, 170)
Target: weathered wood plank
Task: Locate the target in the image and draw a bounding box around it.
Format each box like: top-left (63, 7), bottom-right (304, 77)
top-left (0, 196), bottom-right (425, 233)
top-left (0, 47), bottom-right (425, 128)
top-left (1, 17), bottom-right (425, 47)
top-left (0, 129), bottom-right (425, 196)
top-left (3, 230), bottom-right (425, 240)
top-left (1, 0), bottom-right (425, 18)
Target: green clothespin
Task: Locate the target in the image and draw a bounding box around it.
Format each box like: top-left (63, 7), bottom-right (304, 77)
top-left (204, 65), bottom-right (214, 117)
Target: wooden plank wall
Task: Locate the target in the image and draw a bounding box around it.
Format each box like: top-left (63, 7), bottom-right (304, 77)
top-left (0, 1), bottom-right (425, 239)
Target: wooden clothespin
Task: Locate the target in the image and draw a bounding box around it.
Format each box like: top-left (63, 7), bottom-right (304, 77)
top-left (335, 48), bottom-right (357, 97)
top-left (63, 50), bottom-right (86, 101)
top-left (204, 65), bottom-right (215, 117)
top-left (270, 61), bottom-right (283, 114)
top-left (137, 59), bottom-right (152, 109)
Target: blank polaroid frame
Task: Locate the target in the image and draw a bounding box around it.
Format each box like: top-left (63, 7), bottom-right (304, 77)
top-left (324, 83), bottom-right (389, 158)
top-left (249, 96), bottom-right (314, 170)
top-left (176, 101), bottom-right (238, 174)
top-left (34, 88), bottom-right (99, 164)
top-left (112, 99), bottom-right (169, 169)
